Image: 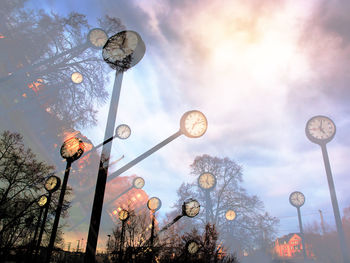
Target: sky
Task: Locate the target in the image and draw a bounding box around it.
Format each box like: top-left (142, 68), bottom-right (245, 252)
top-left (20, 0), bottom-right (350, 252)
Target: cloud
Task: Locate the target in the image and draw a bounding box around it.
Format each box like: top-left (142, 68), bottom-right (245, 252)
top-left (91, 0), bottom-right (350, 233)
top-left (289, 0), bottom-right (350, 118)
top-left (22, 0), bottom-right (350, 240)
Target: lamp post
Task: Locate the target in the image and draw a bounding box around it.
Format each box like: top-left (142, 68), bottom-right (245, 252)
top-left (106, 110), bottom-right (208, 183)
top-left (84, 30), bottom-right (145, 263)
top-left (118, 209), bottom-right (129, 262)
top-left (88, 124), bottom-right (131, 153)
top-left (58, 124), bottom-right (130, 209)
top-left (84, 30), bottom-right (208, 262)
top-left (225, 209), bottom-right (236, 252)
top-left (147, 197), bottom-right (162, 263)
top-left (34, 175), bottom-right (61, 261)
top-left (45, 137), bottom-right (84, 263)
top-left (198, 172), bottom-right (216, 223)
top-left (305, 115), bottom-right (349, 263)
top-left (289, 191), bottom-right (307, 260)
top-left (71, 109), bottom-right (207, 209)
top-left (27, 194), bottom-right (48, 261)
top-left (141, 198), bottom-right (200, 250)
top-left (157, 199), bottom-right (200, 236)
top-left (147, 197), bottom-right (162, 249)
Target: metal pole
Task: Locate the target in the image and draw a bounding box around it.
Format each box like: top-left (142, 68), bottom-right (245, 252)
top-left (45, 161), bottom-right (72, 263)
top-left (90, 135), bottom-right (117, 152)
top-left (27, 206), bottom-right (43, 261)
top-left (107, 131), bottom-right (182, 183)
top-left (296, 207), bottom-right (307, 260)
top-left (84, 72), bottom-right (123, 263)
top-left (120, 220), bottom-right (126, 262)
top-left (150, 212), bottom-right (155, 248)
top-left (150, 212), bottom-right (156, 263)
top-left (34, 192), bottom-right (52, 261)
top-left (321, 144), bottom-right (350, 263)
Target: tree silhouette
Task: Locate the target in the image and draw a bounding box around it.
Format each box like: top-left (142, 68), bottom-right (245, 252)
top-left (168, 154), bottom-right (279, 255)
top-left (302, 207), bottom-right (350, 263)
top-left (107, 208), bottom-right (154, 262)
top-left (0, 1), bottom-right (125, 128)
top-left (0, 131), bottom-right (71, 262)
top-left (156, 224), bottom-right (238, 263)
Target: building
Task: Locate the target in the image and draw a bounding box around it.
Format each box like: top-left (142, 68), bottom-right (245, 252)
top-left (273, 233), bottom-right (315, 259)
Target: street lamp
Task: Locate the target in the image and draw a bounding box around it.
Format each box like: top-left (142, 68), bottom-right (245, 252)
top-left (198, 172), bottom-right (216, 223)
top-left (158, 199), bottom-right (201, 235)
top-left (84, 30), bottom-right (146, 263)
top-left (71, 109), bottom-right (208, 208)
top-left (27, 194), bottom-right (48, 260)
top-left (34, 175), bottom-right (61, 260)
top-left (142, 198), bottom-right (200, 248)
top-left (225, 208), bottom-right (237, 253)
top-left (147, 197), bottom-right (162, 249)
top-left (68, 108), bottom-right (208, 229)
top-left (62, 109), bottom-right (208, 233)
top-left (84, 29), bottom-right (208, 262)
top-left (45, 137), bottom-right (84, 263)
top-left (305, 115), bottom-right (349, 263)
top-left (289, 191), bottom-right (307, 260)
top-left (37, 195), bottom-right (49, 207)
top-left (55, 124), bottom-right (130, 179)
top-left (88, 123), bottom-right (131, 152)
top-left (106, 110), bottom-right (208, 183)
top-left (118, 209), bottom-right (129, 262)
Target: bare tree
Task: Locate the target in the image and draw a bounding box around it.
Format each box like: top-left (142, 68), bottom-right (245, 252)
top-left (0, 131), bottom-right (71, 262)
top-left (168, 154), bottom-right (279, 254)
top-left (157, 224), bottom-right (238, 263)
top-left (107, 207), bottom-right (153, 262)
top-left (0, 1), bottom-right (125, 128)
top-left (302, 206), bottom-right (350, 263)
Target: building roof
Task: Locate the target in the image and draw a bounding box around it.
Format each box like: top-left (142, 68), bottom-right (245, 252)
top-left (276, 233), bottom-right (301, 244)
